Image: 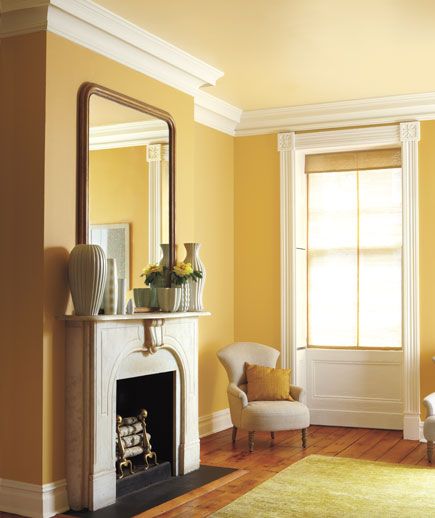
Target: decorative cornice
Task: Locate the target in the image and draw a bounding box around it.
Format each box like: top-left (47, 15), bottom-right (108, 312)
top-left (194, 90), bottom-right (242, 136)
top-left (2, 1), bottom-right (435, 137)
top-left (1, 0), bottom-right (222, 87)
top-left (89, 120), bottom-right (168, 150)
top-left (0, 0), bottom-right (241, 136)
top-left (237, 92), bottom-right (435, 136)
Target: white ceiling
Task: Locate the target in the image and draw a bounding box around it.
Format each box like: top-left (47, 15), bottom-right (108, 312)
top-left (93, 0), bottom-right (435, 111)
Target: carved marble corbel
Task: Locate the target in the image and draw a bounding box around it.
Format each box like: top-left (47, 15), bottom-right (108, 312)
top-left (143, 319), bottom-right (165, 353)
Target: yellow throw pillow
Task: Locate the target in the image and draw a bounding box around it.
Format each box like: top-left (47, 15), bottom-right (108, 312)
top-left (245, 363), bottom-right (293, 401)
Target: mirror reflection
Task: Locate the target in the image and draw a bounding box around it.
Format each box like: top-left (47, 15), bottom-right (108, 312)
top-left (88, 95), bottom-right (170, 296)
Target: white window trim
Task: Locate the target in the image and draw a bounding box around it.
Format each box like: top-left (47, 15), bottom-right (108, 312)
top-left (278, 122), bottom-right (421, 439)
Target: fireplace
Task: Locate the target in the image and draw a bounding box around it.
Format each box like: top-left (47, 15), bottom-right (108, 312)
top-left (64, 314), bottom-right (204, 511)
top-left (117, 371), bottom-right (175, 471)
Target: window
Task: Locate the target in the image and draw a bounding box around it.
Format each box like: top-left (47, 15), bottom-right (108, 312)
top-left (306, 149), bottom-right (402, 348)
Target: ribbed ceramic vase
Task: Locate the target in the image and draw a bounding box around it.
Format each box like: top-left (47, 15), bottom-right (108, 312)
top-left (103, 258), bottom-right (118, 315)
top-left (184, 243), bottom-right (206, 311)
top-left (178, 283), bottom-right (190, 312)
top-left (68, 244), bottom-right (107, 316)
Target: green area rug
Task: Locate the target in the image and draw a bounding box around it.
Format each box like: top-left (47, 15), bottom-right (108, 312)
top-left (212, 454), bottom-right (435, 517)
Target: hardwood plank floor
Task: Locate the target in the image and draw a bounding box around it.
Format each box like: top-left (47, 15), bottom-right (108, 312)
top-left (0, 426), bottom-right (432, 518)
top-left (153, 425), bottom-right (433, 517)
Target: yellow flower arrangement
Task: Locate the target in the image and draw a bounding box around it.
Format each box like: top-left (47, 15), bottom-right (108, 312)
top-left (173, 262), bottom-right (194, 277)
top-left (171, 261), bottom-right (202, 285)
top-left (140, 263), bottom-right (164, 285)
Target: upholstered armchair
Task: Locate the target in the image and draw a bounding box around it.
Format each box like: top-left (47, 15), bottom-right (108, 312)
top-left (423, 392), bottom-right (435, 462)
top-left (217, 342), bottom-right (310, 452)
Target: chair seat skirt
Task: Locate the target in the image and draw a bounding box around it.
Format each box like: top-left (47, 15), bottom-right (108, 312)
top-left (424, 416), bottom-right (435, 442)
top-left (241, 400), bottom-right (310, 432)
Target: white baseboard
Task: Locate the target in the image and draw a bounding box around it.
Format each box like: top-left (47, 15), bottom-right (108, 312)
top-left (310, 408), bottom-right (403, 431)
top-left (199, 408), bottom-right (232, 438)
top-left (0, 477), bottom-right (69, 518)
top-left (403, 413), bottom-right (421, 440)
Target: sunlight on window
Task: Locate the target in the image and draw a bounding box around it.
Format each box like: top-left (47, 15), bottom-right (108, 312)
top-left (308, 168), bottom-right (402, 348)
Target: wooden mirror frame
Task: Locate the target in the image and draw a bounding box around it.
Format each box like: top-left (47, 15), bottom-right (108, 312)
top-left (77, 82), bottom-right (176, 268)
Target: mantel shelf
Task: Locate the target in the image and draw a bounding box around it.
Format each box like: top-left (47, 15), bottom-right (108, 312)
top-left (60, 311), bottom-right (210, 322)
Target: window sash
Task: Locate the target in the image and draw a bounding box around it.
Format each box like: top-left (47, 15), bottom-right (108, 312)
top-left (307, 167), bottom-right (402, 349)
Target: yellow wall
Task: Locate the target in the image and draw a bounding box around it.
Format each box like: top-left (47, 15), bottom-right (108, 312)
top-left (43, 32), bottom-right (195, 485)
top-left (194, 123), bottom-right (234, 416)
top-left (234, 135), bottom-right (281, 350)
top-left (0, 32), bottom-right (46, 483)
top-left (419, 120), bottom-right (435, 414)
top-left (89, 146), bottom-right (149, 294)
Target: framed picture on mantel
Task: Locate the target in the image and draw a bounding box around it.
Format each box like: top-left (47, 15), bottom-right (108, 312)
top-left (90, 223), bottom-right (130, 289)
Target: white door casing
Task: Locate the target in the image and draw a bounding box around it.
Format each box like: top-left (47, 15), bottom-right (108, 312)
top-left (278, 122), bottom-right (420, 438)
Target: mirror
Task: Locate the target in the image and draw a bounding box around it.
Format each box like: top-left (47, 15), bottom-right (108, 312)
top-left (77, 83), bottom-right (175, 295)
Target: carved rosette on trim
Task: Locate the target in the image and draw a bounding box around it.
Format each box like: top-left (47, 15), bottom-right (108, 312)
top-left (146, 143), bottom-right (162, 162)
top-left (277, 132), bottom-right (296, 151)
top-left (400, 122), bottom-right (421, 142)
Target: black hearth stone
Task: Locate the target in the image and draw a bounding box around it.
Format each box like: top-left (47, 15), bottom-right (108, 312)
top-left (116, 461), bottom-right (171, 498)
top-left (66, 465), bottom-right (236, 518)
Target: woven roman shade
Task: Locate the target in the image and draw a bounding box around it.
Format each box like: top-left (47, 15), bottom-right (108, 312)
top-left (305, 148), bottom-right (401, 174)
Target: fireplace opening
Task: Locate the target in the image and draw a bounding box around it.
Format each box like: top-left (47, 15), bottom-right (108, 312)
top-left (116, 370), bottom-right (175, 497)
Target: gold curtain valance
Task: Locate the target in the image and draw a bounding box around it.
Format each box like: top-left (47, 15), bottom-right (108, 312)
top-left (305, 148), bottom-right (402, 174)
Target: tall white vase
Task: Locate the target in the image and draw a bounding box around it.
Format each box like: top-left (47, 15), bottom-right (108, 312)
top-left (184, 243), bottom-right (206, 311)
top-left (68, 244), bottom-right (107, 316)
top-left (103, 258), bottom-right (118, 315)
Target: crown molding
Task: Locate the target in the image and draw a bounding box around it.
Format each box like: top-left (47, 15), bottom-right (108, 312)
top-left (1, 0), bottom-right (222, 88)
top-left (3, 1), bottom-right (435, 137)
top-left (89, 120), bottom-right (169, 150)
top-left (0, 0), bottom-right (241, 135)
top-left (194, 90), bottom-right (242, 135)
top-left (236, 92), bottom-right (435, 136)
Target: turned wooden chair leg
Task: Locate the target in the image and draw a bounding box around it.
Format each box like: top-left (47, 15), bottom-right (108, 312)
top-left (271, 431), bottom-right (275, 442)
top-left (301, 428), bottom-right (307, 448)
top-left (232, 426), bottom-right (238, 444)
top-left (428, 441), bottom-right (433, 463)
top-left (248, 431), bottom-right (255, 453)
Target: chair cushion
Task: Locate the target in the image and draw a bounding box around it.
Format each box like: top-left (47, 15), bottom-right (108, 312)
top-left (424, 416), bottom-right (435, 442)
top-left (246, 363), bottom-right (293, 401)
top-left (241, 400), bottom-right (310, 432)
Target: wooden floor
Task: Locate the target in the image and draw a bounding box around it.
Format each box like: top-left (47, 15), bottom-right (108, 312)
top-left (144, 425), bottom-right (433, 517)
top-left (0, 425), bottom-right (432, 518)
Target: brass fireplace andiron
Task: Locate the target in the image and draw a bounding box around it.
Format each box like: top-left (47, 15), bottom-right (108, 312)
top-left (115, 408), bottom-right (158, 478)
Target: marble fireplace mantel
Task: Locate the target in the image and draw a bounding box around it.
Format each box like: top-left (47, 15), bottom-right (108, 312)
top-left (62, 312), bottom-right (209, 511)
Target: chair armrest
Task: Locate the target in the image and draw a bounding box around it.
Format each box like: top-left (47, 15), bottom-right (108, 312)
top-left (290, 384), bottom-right (304, 402)
top-left (424, 392), bottom-right (435, 417)
top-left (228, 382), bottom-right (248, 408)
